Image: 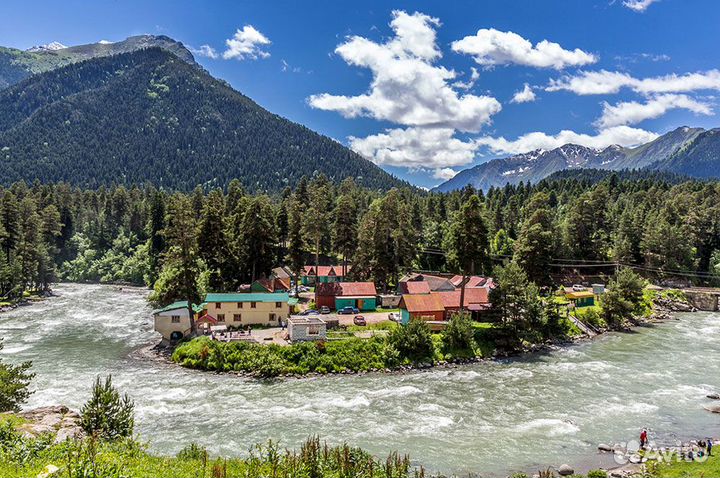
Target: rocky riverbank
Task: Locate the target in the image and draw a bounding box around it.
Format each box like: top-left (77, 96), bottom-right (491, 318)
top-left (0, 290), bottom-right (54, 313)
top-left (2, 405), bottom-right (84, 443)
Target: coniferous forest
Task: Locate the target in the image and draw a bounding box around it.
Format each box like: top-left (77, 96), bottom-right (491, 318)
top-left (2, 170), bottom-right (719, 307)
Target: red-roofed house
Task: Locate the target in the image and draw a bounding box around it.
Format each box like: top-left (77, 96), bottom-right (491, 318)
top-left (399, 294), bottom-right (445, 325)
top-left (251, 277), bottom-right (291, 293)
top-left (301, 265), bottom-right (351, 286)
top-left (316, 281), bottom-right (377, 311)
top-left (434, 288), bottom-right (491, 318)
top-left (397, 273), bottom-right (455, 293)
top-left (449, 275), bottom-right (496, 289)
top-left (399, 280), bottom-right (432, 295)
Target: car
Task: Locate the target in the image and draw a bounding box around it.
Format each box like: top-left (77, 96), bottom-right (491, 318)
top-left (388, 312), bottom-right (400, 322)
top-left (320, 306), bottom-right (331, 314)
top-left (338, 306), bottom-right (360, 315)
top-left (300, 309), bottom-right (319, 316)
top-left (572, 284), bottom-right (586, 292)
top-left (353, 315), bottom-right (367, 326)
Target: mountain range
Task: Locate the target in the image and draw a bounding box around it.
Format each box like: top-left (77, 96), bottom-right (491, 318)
top-left (0, 36), bottom-right (404, 192)
top-left (435, 126), bottom-right (720, 192)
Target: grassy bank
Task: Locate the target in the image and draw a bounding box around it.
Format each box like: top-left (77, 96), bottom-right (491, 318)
top-left (649, 450), bottom-right (719, 477)
top-left (171, 315), bottom-right (578, 378)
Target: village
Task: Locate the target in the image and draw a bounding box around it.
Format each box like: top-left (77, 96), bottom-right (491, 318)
top-left (152, 263), bottom-right (607, 346)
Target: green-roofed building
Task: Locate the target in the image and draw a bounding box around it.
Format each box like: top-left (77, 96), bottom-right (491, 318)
top-left (152, 301), bottom-right (192, 342)
top-left (204, 292), bottom-right (290, 327)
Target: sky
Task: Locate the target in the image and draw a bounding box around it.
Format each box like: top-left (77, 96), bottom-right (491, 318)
top-left (2, 0), bottom-right (720, 188)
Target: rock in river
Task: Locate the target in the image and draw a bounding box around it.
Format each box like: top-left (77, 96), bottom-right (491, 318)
top-left (558, 464), bottom-right (574, 476)
top-left (706, 404), bottom-right (720, 413)
top-left (598, 443), bottom-right (613, 451)
top-left (707, 393), bottom-right (720, 400)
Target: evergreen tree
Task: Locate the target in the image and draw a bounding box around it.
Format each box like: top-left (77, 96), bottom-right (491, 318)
top-left (513, 192), bottom-right (555, 286)
top-left (332, 193), bottom-right (358, 277)
top-left (0, 339), bottom-right (34, 412)
top-left (197, 189), bottom-right (230, 291)
top-left (238, 196), bottom-right (277, 282)
top-left (80, 375), bottom-right (134, 440)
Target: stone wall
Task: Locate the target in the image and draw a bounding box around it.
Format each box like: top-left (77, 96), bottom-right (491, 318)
top-left (683, 290), bottom-right (719, 311)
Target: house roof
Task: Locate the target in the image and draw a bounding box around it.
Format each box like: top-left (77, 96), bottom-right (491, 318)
top-left (449, 275), bottom-right (495, 288)
top-left (400, 281), bottom-right (431, 294)
top-left (271, 266), bottom-right (292, 279)
top-left (252, 278), bottom-right (291, 293)
top-left (302, 265), bottom-right (351, 277)
top-left (433, 288), bottom-right (490, 308)
top-left (566, 291), bottom-right (595, 299)
top-left (205, 292), bottom-right (290, 303)
top-left (400, 294), bottom-right (445, 313)
top-left (399, 274), bottom-right (455, 292)
top-left (152, 301), bottom-right (188, 315)
top-left (316, 281), bottom-right (377, 297)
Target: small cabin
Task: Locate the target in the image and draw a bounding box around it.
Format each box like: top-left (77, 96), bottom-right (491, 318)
top-left (152, 301), bottom-right (191, 342)
top-left (287, 316), bottom-right (327, 342)
top-left (566, 291), bottom-right (595, 308)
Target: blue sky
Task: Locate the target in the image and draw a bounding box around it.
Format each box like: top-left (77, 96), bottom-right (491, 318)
top-left (2, 0), bottom-right (720, 188)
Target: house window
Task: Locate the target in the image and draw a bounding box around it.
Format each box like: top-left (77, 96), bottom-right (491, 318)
top-left (308, 325), bottom-right (320, 335)
top-left (233, 314), bottom-right (242, 322)
top-left (251, 302), bottom-right (257, 308)
top-left (215, 302), bottom-right (222, 309)
top-left (237, 302), bottom-right (243, 308)
top-left (171, 315), bottom-right (180, 323)
top-left (217, 314), bottom-right (225, 322)
top-left (269, 313), bottom-right (276, 322)
top-left (275, 302), bottom-right (282, 308)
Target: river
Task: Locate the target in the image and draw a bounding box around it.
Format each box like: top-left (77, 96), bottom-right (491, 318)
top-left (1, 283), bottom-right (718, 476)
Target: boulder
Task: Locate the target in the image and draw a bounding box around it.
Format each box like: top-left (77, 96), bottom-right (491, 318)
top-left (705, 404), bottom-right (720, 413)
top-left (707, 393), bottom-right (720, 400)
top-left (54, 426), bottom-right (83, 444)
top-left (558, 464), bottom-right (574, 476)
top-left (18, 422), bottom-right (55, 437)
top-left (598, 443), bottom-right (613, 452)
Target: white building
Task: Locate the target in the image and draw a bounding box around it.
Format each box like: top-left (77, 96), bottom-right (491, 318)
top-left (287, 316), bottom-right (327, 342)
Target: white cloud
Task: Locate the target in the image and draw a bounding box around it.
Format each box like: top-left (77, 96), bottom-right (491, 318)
top-left (308, 10), bottom-right (501, 133)
top-left (547, 69), bottom-right (720, 96)
top-left (98, 39), bottom-right (114, 45)
top-left (281, 59), bottom-right (301, 73)
top-left (453, 67), bottom-right (480, 90)
top-left (511, 83), bottom-right (537, 103)
top-left (350, 127), bottom-right (480, 169)
top-left (451, 28), bottom-right (597, 70)
top-left (192, 44), bottom-right (219, 59)
top-left (623, 0), bottom-right (659, 12)
top-left (433, 167), bottom-right (458, 181)
top-left (476, 125), bottom-right (658, 155)
top-left (596, 94), bottom-right (713, 128)
top-left (222, 25), bottom-right (271, 60)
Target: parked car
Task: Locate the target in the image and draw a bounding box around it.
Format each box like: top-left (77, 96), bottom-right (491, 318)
top-left (300, 309), bottom-right (319, 316)
top-left (353, 315), bottom-right (367, 326)
top-left (338, 306), bottom-right (360, 315)
top-left (572, 284), bottom-right (586, 292)
top-left (320, 306), bottom-right (331, 314)
top-left (388, 312), bottom-right (400, 322)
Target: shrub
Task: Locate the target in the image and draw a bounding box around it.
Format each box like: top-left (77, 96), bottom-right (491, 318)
top-left (442, 312), bottom-right (476, 355)
top-left (81, 376), bottom-right (134, 440)
top-left (177, 443), bottom-right (208, 461)
top-left (388, 319), bottom-right (434, 363)
top-left (0, 339), bottom-right (35, 413)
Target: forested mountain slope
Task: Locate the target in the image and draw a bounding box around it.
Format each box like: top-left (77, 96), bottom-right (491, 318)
top-left (0, 48), bottom-right (405, 192)
top-left (0, 35), bottom-right (197, 90)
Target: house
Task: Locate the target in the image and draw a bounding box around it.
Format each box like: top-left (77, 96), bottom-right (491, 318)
top-left (398, 273), bottom-right (455, 293)
top-left (566, 290), bottom-right (595, 308)
top-left (152, 301), bottom-right (192, 342)
top-left (204, 292), bottom-right (290, 327)
top-left (271, 266), bottom-right (293, 281)
top-left (398, 294), bottom-right (445, 328)
top-left (287, 316), bottom-right (327, 342)
top-left (377, 294), bottom-right (402, 308)
top-left (399, 280), bottom-right (431, 295)
top-left (250, 277), bottom-right (291, 293)
top-left (300, 265), bottom-right (350, 286)
top-left (315, 281), bottom-right (377, 311)
top-left (434, 288), bottom-right (491, 319)
top-left (449, 275), bottom-right (496, 289)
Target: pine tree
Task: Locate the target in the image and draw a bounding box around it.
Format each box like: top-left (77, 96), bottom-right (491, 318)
top-left (513, 192), bottom-right (555, 286)
top-left (238, 196), bottom-right (277, 282)
top-left (80, 375), bottom-right (134, 440)
top-left (197, 189), bottom-right (230, 291)
top-left (332, 194), bottom-right (358, 277)
top-left (0, 339), bottom-right (34, 412)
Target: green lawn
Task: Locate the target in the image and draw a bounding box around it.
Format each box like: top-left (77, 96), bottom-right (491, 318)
top-left (653, 450), bottom-right (719, 477)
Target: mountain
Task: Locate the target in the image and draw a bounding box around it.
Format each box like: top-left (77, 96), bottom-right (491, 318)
top-left (0, 47), bottom-right (404, 192)
top-left (434, 126), bottom-right (706, 192)
top-left (648, 128), bottom-right (720, 178)
top-left (0, 35), bottom-right (197, 90)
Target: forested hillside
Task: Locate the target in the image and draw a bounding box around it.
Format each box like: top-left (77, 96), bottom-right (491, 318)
top-left (2, 173), bottom-right (719, 307)
top-left (0, 48), bottom-right (405, 192)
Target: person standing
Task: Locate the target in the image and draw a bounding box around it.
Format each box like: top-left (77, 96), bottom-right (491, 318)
top-left (640, 429), bottom-right (648, 449)
top-left (708, 438), bottom-right (713, 456)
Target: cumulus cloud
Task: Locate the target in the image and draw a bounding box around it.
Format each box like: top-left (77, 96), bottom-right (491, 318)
top-left (433, 167), bottom-right (458, 181)
top-left (451, 28), bottom-right (597, 69)
top-left (192, 44), bottom-right (219, 59)
top-left (476, 125), bottom-right (658, 155)
top-left (596, 94), bottom-right (713, 128)
top-left (309, 11), bottom-right (501, 132)
top-left (222, 25), bottom-right (271, 60)
top-left (349, 127), bottom-right (480, 169)
top-left (547, 69), bottom-right (720, 95)
top-left (453, 67), bottom-right (480, 90)
top-left (511, 83), bottom-right (537, 103)
top-left (623, 0), bottom-right (659, 12)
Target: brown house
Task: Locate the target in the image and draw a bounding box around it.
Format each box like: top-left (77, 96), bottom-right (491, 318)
top-left (399, 294), bottom-right (445, 326)
top-left (316, 281), bottom-right (377, 311)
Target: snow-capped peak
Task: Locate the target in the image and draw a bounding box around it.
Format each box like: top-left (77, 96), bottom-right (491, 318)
top-left (27, 41), bottom-right (67, 52)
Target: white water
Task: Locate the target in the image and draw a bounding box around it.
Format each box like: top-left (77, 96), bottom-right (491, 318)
top-left (1, 283), bottom-right (719, 476)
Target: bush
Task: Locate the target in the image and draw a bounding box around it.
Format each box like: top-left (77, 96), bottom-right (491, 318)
top-left (388, 319), bottom-right (434, 363)
top-left (0, 339), bottom-right (35, 413)
top-left (587, 470), bottom-right (608, 478)
top-left (177, 443), bottom-right (208, 461)
top-left (81, 376), bottom-right (134, 440)
top-left (442, 312), bottom-right (476, 355)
